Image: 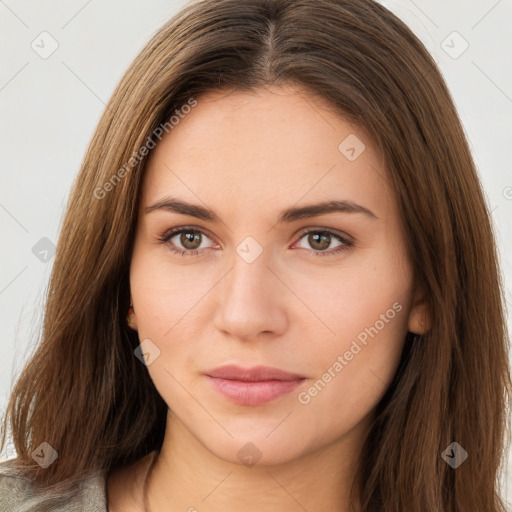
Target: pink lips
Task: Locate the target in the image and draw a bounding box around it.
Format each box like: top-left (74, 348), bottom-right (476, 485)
top-left (206, 365), bottom-right (306, 406)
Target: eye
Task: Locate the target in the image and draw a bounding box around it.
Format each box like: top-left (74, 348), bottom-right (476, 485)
top-left (294, 229), bottom-right (353, 256)
top-left (158, 227), bottom-right (217, 256)
top-left (158, 226), bottom-right (353, 257)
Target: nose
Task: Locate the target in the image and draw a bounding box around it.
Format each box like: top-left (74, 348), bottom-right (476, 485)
top-left (213, 250), bottom-right (289, 341)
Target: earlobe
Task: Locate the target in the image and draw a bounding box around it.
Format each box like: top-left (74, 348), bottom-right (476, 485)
top-left (407, 287), bottom-right (432, 335)
top-left (408, 309), bottom-right (430, 335)
top-left (126, 304), bottom-right (138, 331)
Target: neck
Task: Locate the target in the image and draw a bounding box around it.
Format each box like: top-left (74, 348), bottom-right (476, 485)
top-left (144, 410), bottom-right (369, 512)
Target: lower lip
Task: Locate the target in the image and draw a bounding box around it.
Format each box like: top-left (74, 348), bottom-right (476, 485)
top-left (206, 376), bottom-right (305, 405)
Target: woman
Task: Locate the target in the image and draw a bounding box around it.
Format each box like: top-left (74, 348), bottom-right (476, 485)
top-left (1, 0), bottom-right (510, 511)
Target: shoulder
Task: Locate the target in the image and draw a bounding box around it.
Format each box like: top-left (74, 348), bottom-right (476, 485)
top-left (0, 459), bottom-right (108, 512)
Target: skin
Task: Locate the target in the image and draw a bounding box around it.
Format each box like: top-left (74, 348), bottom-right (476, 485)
top-left (107, 84), bottom-right (430, 512)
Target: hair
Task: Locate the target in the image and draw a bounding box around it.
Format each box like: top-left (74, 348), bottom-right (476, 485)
top-left (1, 0), bottom-right (510, 510)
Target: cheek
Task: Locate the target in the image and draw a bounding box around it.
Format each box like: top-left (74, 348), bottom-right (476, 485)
top-left (129, 247), bottom-right (212, 407)
top-left (290, 239), bottom-right (412, 347)
top-left (129, 239), bottom-right (213, 337)
top-left (293, 253), bottom-right (411, 428)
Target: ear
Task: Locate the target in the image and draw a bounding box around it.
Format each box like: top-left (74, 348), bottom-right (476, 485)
top-left (407, 284), bottom-right (431, 335)
top-left (126, 300), bottom-right (138, 331)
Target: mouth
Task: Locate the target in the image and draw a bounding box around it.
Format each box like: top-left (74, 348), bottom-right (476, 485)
top-left (205, 365), bottom-right (306, 406)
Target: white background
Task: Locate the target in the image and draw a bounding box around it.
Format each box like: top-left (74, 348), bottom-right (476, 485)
top-left (1, 0), bottom-right (511, 505)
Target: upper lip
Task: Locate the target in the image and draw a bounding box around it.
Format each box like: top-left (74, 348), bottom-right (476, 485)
top-left (206, 365), bottom-right (305, 382)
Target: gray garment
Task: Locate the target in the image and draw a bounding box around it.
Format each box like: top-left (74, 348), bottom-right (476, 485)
top-left (0, 460), bottom-right (108, 512)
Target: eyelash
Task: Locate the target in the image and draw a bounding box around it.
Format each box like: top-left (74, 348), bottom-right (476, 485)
top-left (158, 226), bottom-right (354, 257)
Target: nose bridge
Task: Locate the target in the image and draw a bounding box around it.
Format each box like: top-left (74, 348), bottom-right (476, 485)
top-left (214, 240), bottom-right (288, 339)
top-left (226, 241), bottom-right (273, 304)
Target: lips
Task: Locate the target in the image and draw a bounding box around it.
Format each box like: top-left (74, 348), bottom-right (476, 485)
top-left (205, 365), bottom-right (306, 405)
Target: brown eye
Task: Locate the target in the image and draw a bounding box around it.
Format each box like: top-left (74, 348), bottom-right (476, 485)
top-left (295, 229), bottom-right (353, 256)
top-left (307, 232), bottom-right (332, 251)
top-left (178, 231), bottom-right (202, 250)
top-left (159, 227), bottom-right (215, 256)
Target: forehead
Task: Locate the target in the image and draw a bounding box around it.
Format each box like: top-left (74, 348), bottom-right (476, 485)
top-left (140, 85), bottom-right (394, 219)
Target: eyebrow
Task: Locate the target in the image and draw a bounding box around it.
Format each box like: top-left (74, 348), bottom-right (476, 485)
top-left (144, 197), bottom-right (378, 222)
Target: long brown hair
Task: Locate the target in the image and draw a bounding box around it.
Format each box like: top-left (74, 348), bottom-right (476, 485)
top-left (1, 0), bottom-right (510, 510)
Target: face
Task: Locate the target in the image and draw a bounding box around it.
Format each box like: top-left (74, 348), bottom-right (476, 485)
top-left (129, 84), bottom-right (427, 466)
